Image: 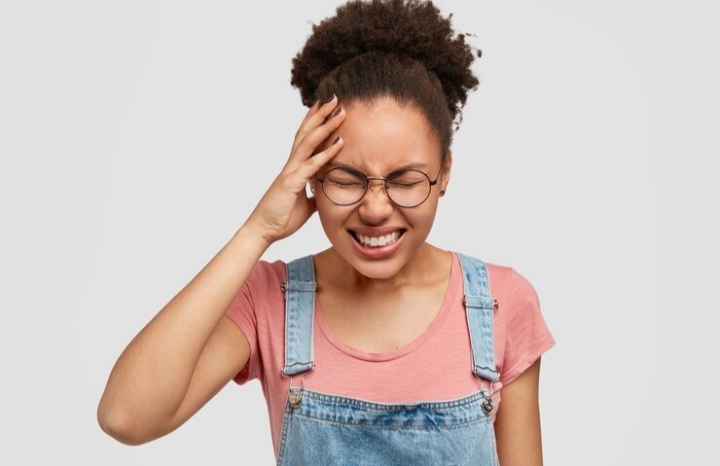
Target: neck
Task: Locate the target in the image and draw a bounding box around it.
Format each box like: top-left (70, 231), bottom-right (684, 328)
top-left (314, 244), bottom-right (451, 293)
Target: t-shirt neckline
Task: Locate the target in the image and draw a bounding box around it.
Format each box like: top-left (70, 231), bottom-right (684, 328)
top-left (314, 253), bottom-right (462, 362)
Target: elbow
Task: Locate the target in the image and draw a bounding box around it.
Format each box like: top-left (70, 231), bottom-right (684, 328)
top-left (97, 401), bottom-right (160, 446)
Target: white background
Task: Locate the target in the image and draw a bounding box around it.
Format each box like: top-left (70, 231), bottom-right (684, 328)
top-left (1, 0), bottom-right (717, 464)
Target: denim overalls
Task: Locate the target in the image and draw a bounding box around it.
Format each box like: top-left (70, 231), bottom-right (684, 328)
top-left (276, 253), bottom-right (500, 466)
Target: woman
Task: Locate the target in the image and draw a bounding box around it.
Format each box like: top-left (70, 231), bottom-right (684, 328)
top-left (98, 1), bottom-right (554, 464)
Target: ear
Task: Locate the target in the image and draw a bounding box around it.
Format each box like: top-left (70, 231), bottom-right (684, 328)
top-left (439, 150), bottom-right (452, 196)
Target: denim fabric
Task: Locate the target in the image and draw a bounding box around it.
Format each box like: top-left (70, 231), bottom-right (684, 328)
top-left (278, 255), bottom-right (499, 466)
top-left (457, 252), bottom-right (501, 383)
top-left (277, 390), bottom-right (497, 466)
top-left (281, 256), bottom-right (317, 376)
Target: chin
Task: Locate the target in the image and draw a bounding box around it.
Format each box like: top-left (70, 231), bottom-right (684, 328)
top-left (342, 245), bottom-right (417, 281)
top-left (348, 259), bottom-right (406, 281)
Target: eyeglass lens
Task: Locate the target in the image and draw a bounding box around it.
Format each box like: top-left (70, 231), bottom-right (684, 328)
top-left (320, 167), bottom-right (432, 207)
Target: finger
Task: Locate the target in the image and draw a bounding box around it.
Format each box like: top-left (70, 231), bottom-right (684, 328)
top-left (288, 105), bottom-right (345, 167)
top-left (281, 135), bottom-right (345, 193)
top-left (292, 95), bottom-right (339, 153)
top-left (298, 94), bottom-right (336, 129)
top-left (295, 98), bottom-right (322, 130)
top-left (291, 98), bottom-right (335, 154)
top-left (296, 135), bottom-right (344, 179)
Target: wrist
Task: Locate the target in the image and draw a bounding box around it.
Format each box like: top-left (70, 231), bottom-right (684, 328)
top-left (232, 221), bottom-right (274, 255)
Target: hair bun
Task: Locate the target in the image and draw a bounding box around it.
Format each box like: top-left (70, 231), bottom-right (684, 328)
top-left (291, 0), bottom-right (481, 123)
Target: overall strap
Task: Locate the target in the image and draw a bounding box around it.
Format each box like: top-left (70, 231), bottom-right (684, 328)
top-left (457, 253), bottom-right (500, 382)
top-left (281, 255), bottom-right (317, 376)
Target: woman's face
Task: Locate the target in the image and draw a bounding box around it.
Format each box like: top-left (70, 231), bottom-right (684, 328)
top-left (313, 97), bottom-right (451, 280)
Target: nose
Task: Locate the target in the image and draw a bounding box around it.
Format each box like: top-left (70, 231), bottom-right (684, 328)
top-left (358, 178), bottom-right (393, 222)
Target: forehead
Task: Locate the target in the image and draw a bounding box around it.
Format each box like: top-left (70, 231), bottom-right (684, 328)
top-left (328, 97), bottom-right (442, 171)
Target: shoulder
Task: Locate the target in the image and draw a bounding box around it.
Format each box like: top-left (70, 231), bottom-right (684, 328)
top-left (245, 259), bottom-right (287, 291)
top-left (486, 263), bottom-right (540, 308)
top-left (476, 260), bottom-right (554, 383)
top-left (227, 260), bottom-right (287, 318)
top-left (453, 253), bottom-right (542, 322)
top-left (454, 253), bottom-right (539, 304)
top-left (224, 259), bottom-right (290, 343)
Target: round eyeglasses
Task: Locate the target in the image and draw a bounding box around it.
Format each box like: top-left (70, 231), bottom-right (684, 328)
top-left (316, 158), bottom-right (445, 208)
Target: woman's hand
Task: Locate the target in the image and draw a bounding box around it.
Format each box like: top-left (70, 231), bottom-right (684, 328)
top-left (245, 95), bottom-right (345, 244)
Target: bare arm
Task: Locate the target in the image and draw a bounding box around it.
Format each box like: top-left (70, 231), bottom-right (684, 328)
top-left (96, 228), bottom-right (265, 445)
top-left (97, 96), bottom-right (346, 445)
top-left (494, 357), bottom-right (545, 466)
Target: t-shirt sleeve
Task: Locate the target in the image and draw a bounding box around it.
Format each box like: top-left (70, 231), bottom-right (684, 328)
top-left (224, 260), bottom-right (285, 385)
top-left (224, 273), bottom-right (260, 385)
top-left (497, 268), bottom-right (555, 386)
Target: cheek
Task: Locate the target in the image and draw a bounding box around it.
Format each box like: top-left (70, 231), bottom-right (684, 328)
top-left (315, 199), bottom-right (348, 227)
top-left (311, 178), bottom-right (327, 199)
top-left (408, 202), bottom-right (440, 228)
top-left (313, 183), bottom-right (329, 209)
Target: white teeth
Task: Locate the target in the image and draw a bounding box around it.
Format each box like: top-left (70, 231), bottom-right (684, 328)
top-left (356, 232), bottom-right (400, 248)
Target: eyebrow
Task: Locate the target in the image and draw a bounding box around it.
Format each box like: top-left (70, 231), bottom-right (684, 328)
top-left (326, 161), bottom-right (430, 174)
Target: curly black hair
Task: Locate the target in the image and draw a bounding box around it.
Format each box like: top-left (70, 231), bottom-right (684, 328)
top-left (290, 0), bottom-right (481, 152)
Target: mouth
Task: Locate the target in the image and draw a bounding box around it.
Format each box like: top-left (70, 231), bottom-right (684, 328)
top-left (351, 230), bottom-right (404, 248)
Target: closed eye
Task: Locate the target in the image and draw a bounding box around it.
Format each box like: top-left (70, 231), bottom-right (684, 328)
top-left (389, 179), bottom-right (425, 187)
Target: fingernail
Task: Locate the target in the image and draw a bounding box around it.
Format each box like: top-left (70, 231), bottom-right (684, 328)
top-left (324, 94), bottom-right (336, 104)
top-left (332, 106), bottom-right (342, 117)
top-left (333, 136), bottom-right (341, 145)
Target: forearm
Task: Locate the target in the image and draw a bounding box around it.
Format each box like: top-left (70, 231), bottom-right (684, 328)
top-left (97, 224), bottom-right (269, 433)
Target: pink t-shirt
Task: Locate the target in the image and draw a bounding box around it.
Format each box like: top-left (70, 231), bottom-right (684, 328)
top-left (225, 252), bottom-right (554, 456)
